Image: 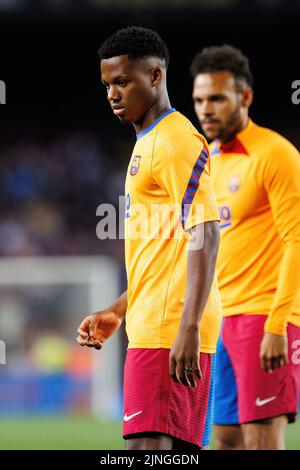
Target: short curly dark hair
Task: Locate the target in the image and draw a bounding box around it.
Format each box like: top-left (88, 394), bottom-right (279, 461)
top-left (191, 44), bottom-right (253, 89)
top-left (98, 26), bottom-right (170, 69)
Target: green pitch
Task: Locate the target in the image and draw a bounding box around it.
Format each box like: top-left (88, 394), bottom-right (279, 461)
top-left (0, 415), bottom-right (123, 450)
top-left (0, 414), bottom-right (299, 449)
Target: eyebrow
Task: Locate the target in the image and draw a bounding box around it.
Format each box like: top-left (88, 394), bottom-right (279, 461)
top-left (193, 93), bottom-right (225, 100)
top-left (102, 75), bottom-right (128, 86)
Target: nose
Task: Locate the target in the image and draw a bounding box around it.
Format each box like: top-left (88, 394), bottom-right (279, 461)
top-left (201, 100), bottom-right (214, 116)
top-left (107, 85), bottom-right (121, 103)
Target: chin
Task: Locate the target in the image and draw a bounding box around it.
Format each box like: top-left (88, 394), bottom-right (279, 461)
top-left (119, 116), bottom-right (132, 125)
top-left (202, 129), bottom-right (218, 141)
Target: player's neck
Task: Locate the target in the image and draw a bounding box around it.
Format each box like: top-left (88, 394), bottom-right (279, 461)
top-left (220, 114), bottom-right (249, 144)
top-left (133, 97), bottom-right (172, 135)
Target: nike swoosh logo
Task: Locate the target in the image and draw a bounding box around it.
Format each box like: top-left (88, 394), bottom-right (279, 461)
top-left (255, 396), bottom-right (276, 406)
top-left (124, 411), bottom-right (143, 422)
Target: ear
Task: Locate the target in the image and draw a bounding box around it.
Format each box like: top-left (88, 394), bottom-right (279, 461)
top-left (150, 66), bottom-right (163, 87)
top-left (241, 87), bottom-right (253, 108)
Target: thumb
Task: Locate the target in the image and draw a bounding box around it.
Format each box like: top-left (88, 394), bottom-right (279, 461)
top-left (88, 316), bottom-right (98, 338)
top-left (77, 317), bottom-right (92, 338)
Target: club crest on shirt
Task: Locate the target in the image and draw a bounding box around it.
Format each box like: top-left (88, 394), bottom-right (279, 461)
top-left (130, 155), bottom-right (141, 176)
top-left (229, 175), bottom-right (241, 193)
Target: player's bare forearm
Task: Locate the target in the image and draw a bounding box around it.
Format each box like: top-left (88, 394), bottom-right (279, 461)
top-left (169, 221), bottom-right (220, 387)
top-left (181, 221), bottom-right (220, 329)
top-left (76, 290), bottom-right (127, 349)
top-left (108, 290), bottom-right (128, 320)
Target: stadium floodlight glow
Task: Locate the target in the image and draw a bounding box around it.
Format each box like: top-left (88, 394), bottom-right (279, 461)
top-left (0, 340), bottom-right (6, 365)
top-left (0, 80), bottom-right (6, 104)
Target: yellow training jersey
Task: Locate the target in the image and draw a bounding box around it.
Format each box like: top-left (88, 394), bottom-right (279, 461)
top-left (124, 109), bottom-right (222, 353)
top-left (210, 119), bottom-right (300, 335)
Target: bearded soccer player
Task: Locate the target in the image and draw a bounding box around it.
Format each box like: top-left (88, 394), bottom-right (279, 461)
top-left (191, 45), bottom-right (300, 450)
top-left (76, 27), bottom-right (222, 450)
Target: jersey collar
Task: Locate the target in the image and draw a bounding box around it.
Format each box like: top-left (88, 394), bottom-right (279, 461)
top-left (136, 108), bottom-right (176, 141)
top-left (213, 119), bottom-right (253, 156)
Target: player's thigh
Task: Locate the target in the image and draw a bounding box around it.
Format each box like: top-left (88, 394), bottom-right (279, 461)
top-left (125, 432), bottom-right (173, 450)
top-left (214, 425), bottom-right (244, 450)
top-left (125, 433), bottom-right (209, 451)
top-left (172, 436), bottom-right (203, 451)
top-left (241, 415), bottom-right (288, 450)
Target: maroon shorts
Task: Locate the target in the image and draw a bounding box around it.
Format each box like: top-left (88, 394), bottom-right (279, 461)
top-left (123, 348), bottom-right (215, 448)
top-left (214, 315), bottom-right (300, 425)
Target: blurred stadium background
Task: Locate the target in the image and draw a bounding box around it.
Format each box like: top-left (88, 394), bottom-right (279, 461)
top-left (0, 0), bottom-right (299, 450)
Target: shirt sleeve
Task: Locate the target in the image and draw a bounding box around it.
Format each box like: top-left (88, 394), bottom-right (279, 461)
top-left (151, 130), bottom-right (219, 232)
top-left (259, 139), bottom-right (300, 335)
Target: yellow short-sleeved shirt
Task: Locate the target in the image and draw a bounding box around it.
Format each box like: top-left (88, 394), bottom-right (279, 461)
top-left (210, 119), bottom-right (300, 335)
top-left (124, 109), bottom-right (222, 353)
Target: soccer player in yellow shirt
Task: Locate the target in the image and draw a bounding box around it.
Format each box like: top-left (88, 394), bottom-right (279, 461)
top-left (77, 26), bottom-right (222, 450)
top-left (191, 44), bottom-right (300, 450)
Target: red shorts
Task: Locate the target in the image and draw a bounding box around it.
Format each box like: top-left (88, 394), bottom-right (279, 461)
top-left (214, 315), bottom-right (300, 425)
top-left (123, 348), bottom-right (215, 447)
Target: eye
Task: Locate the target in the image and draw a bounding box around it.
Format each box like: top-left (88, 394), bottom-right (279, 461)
top-left (118, 81), bottom-right (128, 87)
top-left (212, 96), bottom-right (224, 103)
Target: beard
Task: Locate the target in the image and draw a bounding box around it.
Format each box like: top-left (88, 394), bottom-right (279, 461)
top-left (216, 105), bottom-right (245, 143)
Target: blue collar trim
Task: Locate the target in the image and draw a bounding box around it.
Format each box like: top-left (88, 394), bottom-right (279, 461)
top-left (136, 108), bottom-right (176, 141)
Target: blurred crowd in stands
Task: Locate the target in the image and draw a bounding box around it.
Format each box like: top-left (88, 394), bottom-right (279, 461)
top-left (0, 131), bottom-right (125, 259)
top-left (1, 125), bottom-right (299, 260)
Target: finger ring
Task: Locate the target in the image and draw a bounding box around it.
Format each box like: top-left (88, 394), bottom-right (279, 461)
top-left (184, 367), bottom-right (193, 372)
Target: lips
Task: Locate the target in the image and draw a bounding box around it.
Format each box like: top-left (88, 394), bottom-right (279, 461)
top-left (112, 106), bottom-right (126, 116)
top-left (202, 120), bottom-right (218, 127)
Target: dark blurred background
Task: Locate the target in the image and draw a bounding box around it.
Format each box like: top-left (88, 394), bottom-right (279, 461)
top-left (0, 0), bottom-right (299, 258)
top-left (0, 0), bottom-right (299, 449)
